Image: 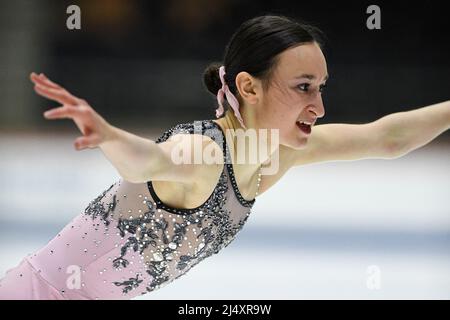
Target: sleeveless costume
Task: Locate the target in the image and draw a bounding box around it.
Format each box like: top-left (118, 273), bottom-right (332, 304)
top-left (0, 119), bottom-right (257, 299)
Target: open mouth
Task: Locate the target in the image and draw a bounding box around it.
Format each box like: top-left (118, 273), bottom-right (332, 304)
top-left (296, 120), bottom-right (312, 135)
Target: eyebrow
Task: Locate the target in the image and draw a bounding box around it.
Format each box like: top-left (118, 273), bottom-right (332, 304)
top-left (295, 73), bottom-right (329, 82)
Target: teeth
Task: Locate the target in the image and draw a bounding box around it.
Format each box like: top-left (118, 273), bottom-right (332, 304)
top-left (298, 121), bottom-right (312, 126)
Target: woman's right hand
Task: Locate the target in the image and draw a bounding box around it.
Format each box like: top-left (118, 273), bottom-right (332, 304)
top-left (30, 72), bottom-right (115, 150)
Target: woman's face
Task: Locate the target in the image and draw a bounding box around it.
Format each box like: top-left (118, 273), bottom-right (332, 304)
top-left (258, 42), bottom-right (328, 149)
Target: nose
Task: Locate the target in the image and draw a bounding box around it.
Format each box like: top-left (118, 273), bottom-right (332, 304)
top-left (309, 93), bottom-right (325, 119)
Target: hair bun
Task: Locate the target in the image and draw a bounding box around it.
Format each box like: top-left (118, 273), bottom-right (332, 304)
top-left (202, 62), bottom-right (223, 96)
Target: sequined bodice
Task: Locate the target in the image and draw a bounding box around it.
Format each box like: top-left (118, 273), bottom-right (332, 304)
top-left (22, 119), bottom-right (256, 299)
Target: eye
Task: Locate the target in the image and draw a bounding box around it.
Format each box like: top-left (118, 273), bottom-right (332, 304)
top-left (319, 83), bottom-right (327, 93)
top-left (297, 83), bottom-right (310, 92)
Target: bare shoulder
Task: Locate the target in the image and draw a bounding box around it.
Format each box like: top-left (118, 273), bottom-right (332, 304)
top-left (156, 132), bottom-right (224, 192)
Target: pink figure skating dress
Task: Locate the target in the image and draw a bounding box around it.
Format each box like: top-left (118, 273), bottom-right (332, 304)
top-left (0, 119), bottom-right (256, 299)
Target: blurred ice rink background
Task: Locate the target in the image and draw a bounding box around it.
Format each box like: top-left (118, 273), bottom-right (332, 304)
top-left (0, 131), bottom-right (448, 299)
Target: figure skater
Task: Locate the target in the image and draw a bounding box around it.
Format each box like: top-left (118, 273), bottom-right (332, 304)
top-left (0, 14), bottom-right (448, 300)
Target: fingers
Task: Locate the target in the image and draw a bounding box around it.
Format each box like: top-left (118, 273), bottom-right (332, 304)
top-left (34, 84), bottom-right (79, 105)
top-left (40, 73), bottom-right (62, 89)
top-left (43, 105), bottom-right (79, 120)
top-left (30, 72), bottom-right (61, 89)
top-left (74, 134), bottom-right (100, 150)
top-left (30, 72), bottom-right (85, 105)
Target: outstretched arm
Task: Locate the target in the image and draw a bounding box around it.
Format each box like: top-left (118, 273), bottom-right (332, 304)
top-left (290, 100), bottom-right (450, 167)
top-left (377, 100), bottom-right (450, 158)
top-left (30, 72), bottom-right (221, 184)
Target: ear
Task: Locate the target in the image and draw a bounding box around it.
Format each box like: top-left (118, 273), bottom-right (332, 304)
top-left (235, 71), bottom-right (262, 105)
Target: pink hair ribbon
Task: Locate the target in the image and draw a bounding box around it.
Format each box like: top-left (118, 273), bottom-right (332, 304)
top-left (216, 66), bottom-right (247, 129)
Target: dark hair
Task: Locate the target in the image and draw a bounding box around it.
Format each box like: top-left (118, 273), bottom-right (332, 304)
top-left (202, 14), bottom-right (326, 114)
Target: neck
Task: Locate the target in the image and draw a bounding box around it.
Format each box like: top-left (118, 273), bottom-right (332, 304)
top-left (215, 108), bottom-right (279, 175)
